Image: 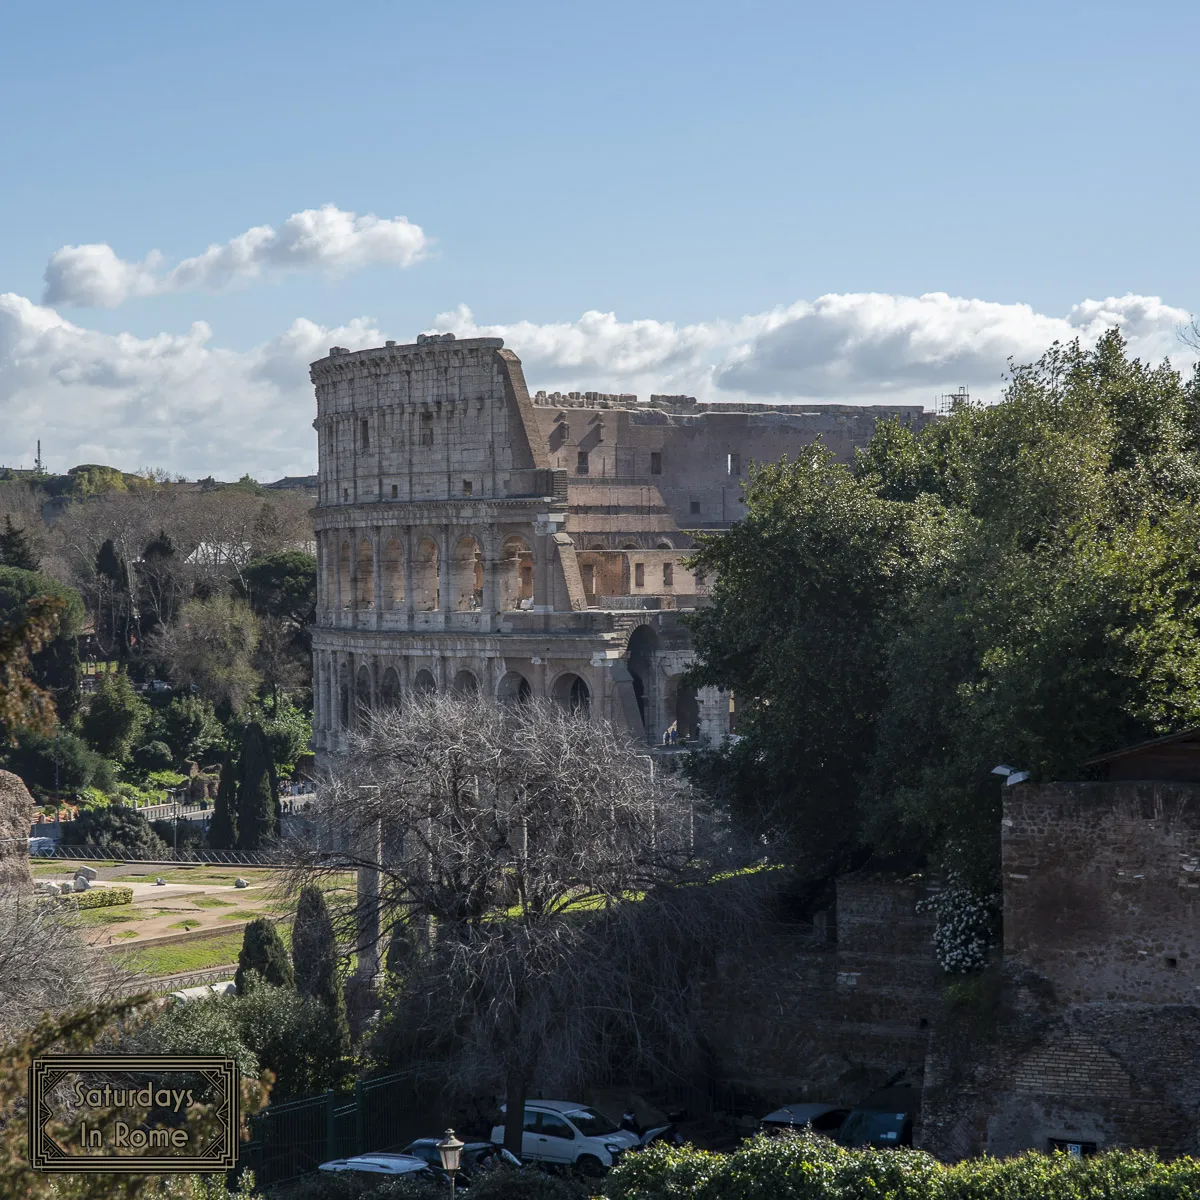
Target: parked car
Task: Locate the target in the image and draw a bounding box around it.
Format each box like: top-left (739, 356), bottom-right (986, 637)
top-left (402, 1139), bottom-right (522, 1184)
top-left (491, 1101), bottom-right (639, 1175)
top-left (760, 1102), bottom-right (850, 1136)
top-left (836, 1085), bottom-right (919, 1149)
top-left (27, 836), bottom-right (56, 857)
top-left (318, 1152), bottom-right (436, 1179)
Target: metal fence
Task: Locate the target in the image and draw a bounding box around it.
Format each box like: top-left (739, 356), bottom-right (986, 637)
top-left (241, 1065), bottom-right (446, 1187)
top-left (35, 845), bottom-right (290, 867)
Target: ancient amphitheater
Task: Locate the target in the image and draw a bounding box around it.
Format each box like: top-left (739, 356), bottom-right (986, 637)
top-left (309, 334), bottom-right (933, 757)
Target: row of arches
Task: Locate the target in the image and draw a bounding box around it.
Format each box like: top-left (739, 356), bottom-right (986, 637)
top-left (326, 662), bottom-right (592, 731)
top-left (323, 533), bottom-right (534, 613)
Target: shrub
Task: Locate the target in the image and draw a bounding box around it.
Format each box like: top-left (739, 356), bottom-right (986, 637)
top-left (57, 885), bottom-right (133, 910)
top-left (235, 918), bottom-right (294, 993)
top-left (0, 727), bottom-right (115, 794)
top-left (79, 670), bottom-right (151, 763)
top-left (133, 740), bottom-right (175, 772)
top-left (59, 804), bottom-right (168, 858)
top-left (603, 1135), bottom-right (1200, 1200)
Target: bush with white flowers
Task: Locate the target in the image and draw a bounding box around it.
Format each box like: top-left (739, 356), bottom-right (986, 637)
top-left (917, 877), bottom-right (998, 973)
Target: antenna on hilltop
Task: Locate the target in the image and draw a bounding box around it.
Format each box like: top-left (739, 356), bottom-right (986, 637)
top-left (34, 440), bottom-right (44, 474)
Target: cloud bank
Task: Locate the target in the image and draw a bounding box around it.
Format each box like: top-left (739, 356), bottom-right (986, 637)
top-left (42, 206), bottom-right (429, 307)
top-left (1, 290), bottom-right (1193, 480)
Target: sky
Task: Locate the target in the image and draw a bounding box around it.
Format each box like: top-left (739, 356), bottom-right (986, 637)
top-left (1, 0), bottom-right (1198, 479)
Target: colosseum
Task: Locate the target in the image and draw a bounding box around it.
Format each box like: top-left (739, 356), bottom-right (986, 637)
top-left (309, 334), bottom-right (934, 757)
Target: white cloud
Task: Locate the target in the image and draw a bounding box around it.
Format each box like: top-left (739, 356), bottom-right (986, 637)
top-left (1, 290), bottom-right (1194, 480)
top-left (42, 205), bottom-right (430, 307)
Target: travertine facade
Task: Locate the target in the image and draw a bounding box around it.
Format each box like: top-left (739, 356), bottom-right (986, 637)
top-left (309, 334), bottom-right (932, 754)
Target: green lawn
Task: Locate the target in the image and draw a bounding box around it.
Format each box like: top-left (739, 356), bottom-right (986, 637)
top-left (168, 919), bottom-right (202, 931)
top-left (189, 895), bottom-right (237, 908)
top-left (120, 930), bottom-right (245, 977)
top-left (218, 908), bottom-right (267, 921)
top-left (73, 905), bottom-right (150, 926)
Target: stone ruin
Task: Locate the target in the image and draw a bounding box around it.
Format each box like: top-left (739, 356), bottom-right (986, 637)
top-left (0, 768), bottom-right (34, 892)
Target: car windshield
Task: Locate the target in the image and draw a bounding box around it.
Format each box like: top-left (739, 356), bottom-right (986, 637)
top-left (839, 1110), bottom-right (908, 1147)
top-left (565, 1108), bottom-right (619, 1136)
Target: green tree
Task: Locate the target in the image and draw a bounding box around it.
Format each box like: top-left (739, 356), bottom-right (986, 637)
top-left (153, 594), bottom-right (261, 712)
top-left (235, 723), bottom-right (278, 852)
top-left (158, 693), bottom-right (225, 765)
top-left (238, 551), bottom-right (317, 628)
top-left (1, 727), bottom-right (114, 795)
top-left (0, 594), bottom-right (66, 743)
top-left (208, 748), bottom-right (238, 849)
top-left (60, 805), bottom-right (168, 857)
top-left (0, 568), bottom-right (84, 722)
top-left (234, 918), bottom-right (294, 993)
top-left (0, 516), bottom-right (39, 571)
top-left (291, 885), bottom-right (350, 1065)
top-left (79, 671), bottom-right (150, 763)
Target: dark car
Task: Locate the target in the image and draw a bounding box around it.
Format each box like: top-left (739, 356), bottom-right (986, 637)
top-left (402, 1139), bottom-right (522, 1184)
top-left (836, 1085), bottom-right (919, 1149)
top-left (760, 1103), bottom-right (850, 1137)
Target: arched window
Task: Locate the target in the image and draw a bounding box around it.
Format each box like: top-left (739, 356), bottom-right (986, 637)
top-left (497, 671), bottom-right (532, 704)
top-left (452, 536), bottom-right (484, 611)
top-left (413, 668), bottom-right (437, 695)
top-left (379, 666), bottom-right (402, 710)
top-left (355, 665), bottom-right (372, 730)
top-left (357, 539), bottom-right (374, 608)
top-left (552, 672), bottom-right (590, 715)
top-left (498, 536), bottom-right (534, 610)
top-left (383, 538), bottom-right (404, 609)
top-left (452, 670), bottom-right (479, 697)
top-left (338, 541), bottom-right (352, 609)
top-left (413, 538), bottom-right (439, 611)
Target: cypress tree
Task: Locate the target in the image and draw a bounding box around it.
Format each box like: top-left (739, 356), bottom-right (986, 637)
top-left (0, 517), bottom-right (39, 571)
top-left (208, 748), bottom-right (238, 849)
top-left (292, 885), bottom-right (350, 1059)
top-left (234, 917), bottom-right (294, 993)
top-left (235, 723), bottom-right (277, 852)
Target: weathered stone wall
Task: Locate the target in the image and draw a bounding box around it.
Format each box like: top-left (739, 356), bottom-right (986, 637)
top-left (1004, 782), bottom-right (1200, 1004)
top-left (699, 877), bottom-right (939, 1107)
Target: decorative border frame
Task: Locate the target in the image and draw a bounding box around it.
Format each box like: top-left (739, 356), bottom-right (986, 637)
top-left (29, 1055), bottom-right (239, 1173)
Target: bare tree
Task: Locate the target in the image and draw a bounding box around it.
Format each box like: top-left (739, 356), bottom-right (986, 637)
top-left (288, 693), bottom-right (763, 1158)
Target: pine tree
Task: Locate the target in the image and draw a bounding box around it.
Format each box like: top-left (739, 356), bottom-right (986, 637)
top-left (292, 885), bottom-right (350, 1061)
top-left (207, 748), bottom-right (238, 849)
top-left (235, 723), bottom-right (277, 852)
top-left (234, 917), bottom-right (294, 993)
top-left (0, 517), bottom-right (39, 571)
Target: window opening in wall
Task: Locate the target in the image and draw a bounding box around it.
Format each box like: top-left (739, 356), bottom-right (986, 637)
top-left (420, 413), bottom-right (434, 446)
top-left (576, 451), bottom-right (589, 475)
top-left (391, 484), bottom-right (398, 498)
top-left (462, 480), bottom-right (473, 496)
top-left (1165, 955), bottom-right (1178, 968)
top-left (343, 488), bottom-right (349, 501)
top-left (727, 452), bottom-right (741, 476)
top-left (1048, 1140), bottom-right (1098, 1158)
top-left (360, 419), bottom-right (370, 450)
top-left (663, 562), bottom-right (673, 586)
top-left (689, 500), bottom-right (701, 514)
top-left (650, 451), bottom-right (662, 474)
top-left (634, 562), bottom-right (645, 587)
top-left (582, 564), bottom-right (595, 593)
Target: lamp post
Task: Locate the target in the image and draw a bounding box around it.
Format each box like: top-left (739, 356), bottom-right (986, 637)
top-left (437, 1128), bottom-right (464, 1199)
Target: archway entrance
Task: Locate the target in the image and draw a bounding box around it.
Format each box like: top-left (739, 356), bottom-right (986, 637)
top-left (626, 624), bottom-right (659, 733)
top-left (497, 671), bottom-right (532, 704)
top-left (551, 672), bottom-right (590, 715)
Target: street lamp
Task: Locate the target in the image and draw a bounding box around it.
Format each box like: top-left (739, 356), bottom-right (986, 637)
top-left (437, 1128), bottom-right (464, 1198)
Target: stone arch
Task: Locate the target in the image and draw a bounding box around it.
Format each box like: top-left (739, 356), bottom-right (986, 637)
top-left (620, 541), bottom-right (640, 550)
top-left (667, 675), bottom-right (699, 741)
top-left (323, 540), bottom-right (336, 608)
top-left (655, 540), bottom-right (674, 550)
top-left (382, 537), bottom-right (404, 609)
top-left (355, 664), bottom-right (372, 729)
top-left (357, 538), bottom-right (374, 608)
top-left (452, 669), bottom-right (479, 697)
top-left (587, 542), bottom-right (607, 551)
top-left (413, 668), bottom-right (437, 695)
top-left (321, 659), bottom-right (333, 729)
top-left (626, 623), bottom-right (659, 732)
top-left (551, 671), bottom-right (590, 715)
top-left (379, 666), bottom-right (402, 710)
top-left (338, 540), bottom-right (352, 609)
top-left (413, 537), bottom-right (439, 611)
top-left (498, 535), bottom-right (535, 610)
top-left (452, 535), bottom-right (484, 611)
top-left (497, 670), bottom-right (532, 703)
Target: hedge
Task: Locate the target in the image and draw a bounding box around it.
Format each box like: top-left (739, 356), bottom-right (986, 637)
top-left (57, 886), bottom-right (134, 910)
top-left (604, 1134), bottom-right (1200, 1200)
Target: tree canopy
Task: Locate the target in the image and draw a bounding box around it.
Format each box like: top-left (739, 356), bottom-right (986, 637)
top-left (686, 332), bottom-right (1200, 884)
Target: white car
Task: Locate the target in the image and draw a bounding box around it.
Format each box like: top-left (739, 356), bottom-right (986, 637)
top-left (318, 1152), bottom-right (434, 1179)
top-left (491, 1101), bottom-right (639, 1175)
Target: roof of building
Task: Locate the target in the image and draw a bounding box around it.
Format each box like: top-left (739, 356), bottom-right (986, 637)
top-left (1082, 726), bottom-right (1200, 767)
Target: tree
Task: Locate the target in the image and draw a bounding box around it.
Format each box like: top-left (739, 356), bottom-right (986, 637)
top-left (0, 568), bottom-right (84, 722)
top-left (158, 692), bottom-right (225, 766)
top-left (239, 550), bottom-right (317, 629)
top-left (0, 516), bottom-right (39, 571)
top-left (292, 885), bottom-right (350, 1065)
top-left (79, 670), bottom-right (150, 763)
top-left (294, 693), bottom-right (760, 1156)
top-left (235, 723), bottom-right (278, 852)
top-left (0, 594), bottom-right (65, 743)
top-left (208, 748), bottom-right (238, 849)
top-left (152, 594), bottom-right (261, 712)
top-left (2, 727), bottom-right (115, 795)
top-left (60, 805), bottom-right (168, 857)
top-left (235, 917), bottom-right (294, 993)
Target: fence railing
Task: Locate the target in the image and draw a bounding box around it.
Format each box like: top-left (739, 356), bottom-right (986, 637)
top-left (114, 966), bottom-right (237, 998)
top-left (241, 1064), bottom-right (447, 1187)
top-left (35, 845), bottom-right (291, 867)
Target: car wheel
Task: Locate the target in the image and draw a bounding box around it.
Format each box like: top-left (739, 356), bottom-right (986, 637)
top-left (576, 1155), bottom-right (606, 1178)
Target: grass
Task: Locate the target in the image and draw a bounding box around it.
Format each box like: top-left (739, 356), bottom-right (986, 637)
top-left (120, 930), bottom-right (245, 978)
top-left (114, 930), bottom-right (139, 939)
top-left (189, 896), bottom-right (237, 908)
top-left (168, 919), bottom-right (202, 931)
top-left (219, 908), bottom-right (268, 921)
top-left (73, 905), bottom-right (150, 926)
top-left (109, 867), bottom-right (279, 886)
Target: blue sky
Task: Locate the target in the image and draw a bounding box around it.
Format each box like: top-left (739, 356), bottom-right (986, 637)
top-left (1, 0), bottom-right (1197, 477)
